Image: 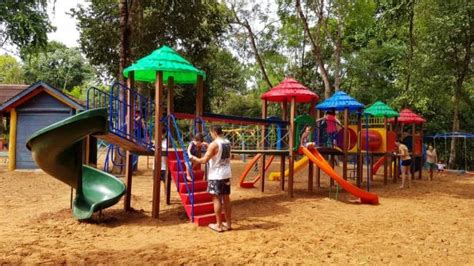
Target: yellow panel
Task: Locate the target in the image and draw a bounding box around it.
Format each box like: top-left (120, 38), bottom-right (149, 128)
top-left (348, 125), bottom-right (388, 153)
top-left (8, 109), bottom-right (16, 171)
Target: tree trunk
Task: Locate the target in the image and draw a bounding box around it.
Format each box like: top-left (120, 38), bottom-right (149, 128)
top-left (296, 0), bottom-right (332, 99)
top-left (448, 93), bottom-right (459, 168)
top-left (404, 0), bottom-right (415, 92)
top-left (333, 23), bottom-right (342, 91)
top-left (244, 20), bottom-right (273, 89)
top-left (449, 27), bottom-right (472, 168)
top-left (230, 6), bottom-right (272, 89)
top-left (113, 0), bottom-right (131, 174)
top-left (119, 0), bottom-right (130, 83)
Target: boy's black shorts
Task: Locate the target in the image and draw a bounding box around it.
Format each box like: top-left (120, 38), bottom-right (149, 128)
top-left (207, 179), bottom-right (231, 196)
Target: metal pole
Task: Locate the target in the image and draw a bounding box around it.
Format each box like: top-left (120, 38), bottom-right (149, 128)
top-left (365, 114), bottom-right (370, 192)
top-left (464, 137), bottom-right (467, 172)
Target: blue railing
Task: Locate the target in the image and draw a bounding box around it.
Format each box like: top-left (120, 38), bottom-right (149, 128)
top-left (86, 83), bottom-right (155, 151)
top-left (103, 144), bottom-right (138, 172)
top-left (163, 114), bottom-right (196, 222)
top-left (193, 116), bottom-right (212, 143)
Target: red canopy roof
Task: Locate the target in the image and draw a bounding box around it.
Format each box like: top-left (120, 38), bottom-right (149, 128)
top-left (261, 78), bottom-right (319, 103)
top-left (389, 108), bottom-right (426, 124)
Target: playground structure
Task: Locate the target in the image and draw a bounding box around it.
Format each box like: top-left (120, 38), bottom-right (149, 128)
top-left (362, 101), bottom-right (399, 187)
top-left (238, 80), bottom-right (379, 203)
top-left (24, 45), bottom-right (437, 226)
top-left (389, 109), bottom-right (426, 180)
top-left (428, 132), bottom-right (474, 173)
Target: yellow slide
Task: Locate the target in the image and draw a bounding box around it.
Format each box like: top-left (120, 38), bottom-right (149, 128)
top-left (268, 156), bottom-right (309, 181)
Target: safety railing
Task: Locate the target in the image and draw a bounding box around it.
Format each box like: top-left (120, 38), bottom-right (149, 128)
top-left (86, 83), bottom-right (155, 151)
top-left (163, 114), bottom-right (195, 222)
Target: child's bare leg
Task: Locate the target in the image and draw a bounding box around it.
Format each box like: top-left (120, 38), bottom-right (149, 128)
top-left (185, 166), bottom-right (192, 181)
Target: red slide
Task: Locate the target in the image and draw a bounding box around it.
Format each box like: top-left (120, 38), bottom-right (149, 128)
top-left (239, 154), bottom-right (275, 188)
top-left (300, 147), bottom-right (379, 204)
top-left (372, 157), bottom-right (386, 175)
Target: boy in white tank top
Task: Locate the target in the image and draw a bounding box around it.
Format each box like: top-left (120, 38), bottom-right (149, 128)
top-left (190, 125), bottom-right (232, 232)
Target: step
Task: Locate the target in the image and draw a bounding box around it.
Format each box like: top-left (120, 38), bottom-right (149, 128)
top-left (184, 202), bottom-right (214, 217)
top-left (167, 150), bottom-right (184, 160)
top-left (168, 160), bottom-right (201, 171)
top-left (193, 213), bottom-right (226, 227)
top-left (171, 170), bottom-right (205, 183)
top-left (180, 191), bottom-right (212, 204)
top-left (179, 180), bottom-right (208, 193)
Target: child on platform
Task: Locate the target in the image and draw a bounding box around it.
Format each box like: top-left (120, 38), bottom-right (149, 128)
top-left (316, 110), bottom-right (342, 147)
top-left (300, 125), bottom-right (315, 149)
top-left (186, 133), bottom-right (208, 181)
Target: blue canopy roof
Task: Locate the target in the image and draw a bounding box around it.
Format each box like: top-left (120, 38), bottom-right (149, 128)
top-left (428, 132), bottom-right (474, 138)
top-left (316, 91), bottom-right (364, 112)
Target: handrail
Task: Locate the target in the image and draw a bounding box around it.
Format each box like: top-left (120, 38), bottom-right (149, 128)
top-left (86, 84), bottom-right (154, 151)
top-left (109, 82), bottom-right (155, 148)
top-left (103, 144), bottom-right (138, 172)
top-left (162, 114), bottom-right (196, 222)
top-left (194, 116), bottom-right (212, 143)
top-left (86, 86), bottom-right (109, 110)
top-left (174, 112), bottom-right (289, 126)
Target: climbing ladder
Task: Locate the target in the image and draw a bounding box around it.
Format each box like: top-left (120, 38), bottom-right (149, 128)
top-left (165, 114), bottom-right (223, 226)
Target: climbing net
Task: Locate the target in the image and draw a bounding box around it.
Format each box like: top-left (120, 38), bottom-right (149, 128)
top-left (172, 113), bottom-right (290, 151)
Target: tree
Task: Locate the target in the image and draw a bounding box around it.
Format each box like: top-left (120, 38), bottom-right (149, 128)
top-left (415, 0), bottom-right (473, 167)
top-left (295, 0), bottom-right (332, 98)
top-left (0, 54), bottom-right (25, 84)
top-left (295, 0), bottom-right (377, 99)
top-left (228, 1), bottom-right (273, 89)
top-left (0, 0), bottom-right (53, 53)
top-left (72, 1), bottom-right (229, 81)
top-left (22, 42), bottom-right (93, 91)
top-left (204, 46), bottom-right (248, 113)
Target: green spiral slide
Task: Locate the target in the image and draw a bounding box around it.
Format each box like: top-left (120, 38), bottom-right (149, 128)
top-left (26, 108), bottom-right (126, 220)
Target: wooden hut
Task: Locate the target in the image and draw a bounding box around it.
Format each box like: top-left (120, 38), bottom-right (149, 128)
top-left (0, 81), bottom-right (83, 169)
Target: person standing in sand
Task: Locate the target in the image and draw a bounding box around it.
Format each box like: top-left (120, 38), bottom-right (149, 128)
top-left (426, 145), bottom-right (437, 181)
top-left (190, 125), bottom-right (232, 232)
top-left (395, 139), bottom-right (411, 189)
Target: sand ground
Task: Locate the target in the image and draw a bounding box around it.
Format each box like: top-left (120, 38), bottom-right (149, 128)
top-left (0, 157), bottom-right (473, 264)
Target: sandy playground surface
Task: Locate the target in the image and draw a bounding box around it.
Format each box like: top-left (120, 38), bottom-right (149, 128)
top-left (0, 157), bottom-right (473, 264)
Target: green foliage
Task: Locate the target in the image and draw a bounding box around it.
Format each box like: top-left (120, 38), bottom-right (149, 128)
top-left (68, 0), bottom-right (472, 140)
top-left (0, 0), bottom-right (54, 53)
top-left (72, 0), bottom-right (230, 78)
top-left (64, 86), bottom-right (82, 100)
top-left (0, 55), bottom-right (25, 84)
top-left (205, 46), bottom-right (248, 110)
top-left (21, 42), bottom-right (94, 92)
top-left (218, 91), bottom-right (261, 118)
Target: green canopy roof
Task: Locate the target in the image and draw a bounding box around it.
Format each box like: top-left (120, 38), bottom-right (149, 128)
top-left (123, 45), bottom-right (205, 84)
top-left (363, 100), bottom-right (399, 118)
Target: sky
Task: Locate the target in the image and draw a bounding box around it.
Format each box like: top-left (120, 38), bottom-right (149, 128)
top-left (46, 0), bottom-right (86, 48)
